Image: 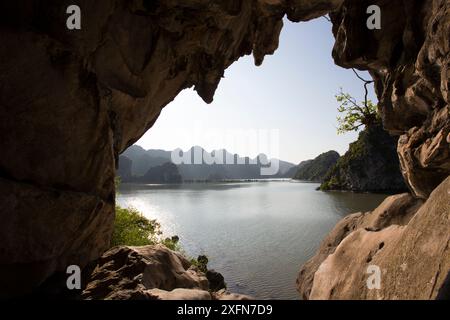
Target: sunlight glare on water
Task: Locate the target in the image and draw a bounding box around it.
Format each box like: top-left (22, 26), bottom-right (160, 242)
top-left (117, 181), bottom-right (387, 300)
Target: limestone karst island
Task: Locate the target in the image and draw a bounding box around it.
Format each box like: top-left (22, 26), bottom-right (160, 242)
top-left (0, 0), bottom-right (449, 310)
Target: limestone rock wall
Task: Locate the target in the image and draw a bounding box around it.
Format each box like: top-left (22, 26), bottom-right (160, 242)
top-left (0, 0), bottom-right (343, 297)
top-left (330, 0), bottom-right (449, 198)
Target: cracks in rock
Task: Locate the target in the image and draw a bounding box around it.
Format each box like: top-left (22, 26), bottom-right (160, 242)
top-left (429, 238), bottom-right (450, 299)
top-left (366, 242), bottom-right (385, 263)
top-left (430, 265), bottom-right (442, 300)
top-left (365, 227), bottom-right (382, 232)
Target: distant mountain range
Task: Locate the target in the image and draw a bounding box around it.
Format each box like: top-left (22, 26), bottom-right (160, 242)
top-left (118, 145), bottom-right (297, 183)
top-left (118, 126), bottom-right (410, 193)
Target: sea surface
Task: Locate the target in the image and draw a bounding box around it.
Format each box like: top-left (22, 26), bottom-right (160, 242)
top-left (117, 181), bottom-right (387, 300)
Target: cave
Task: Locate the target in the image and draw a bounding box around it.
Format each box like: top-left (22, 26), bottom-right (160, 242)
top-left (0, 0), bottom-right (449, 300)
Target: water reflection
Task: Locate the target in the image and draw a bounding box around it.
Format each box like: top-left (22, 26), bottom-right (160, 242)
top-left (117, 181), bottom-right (387, 299)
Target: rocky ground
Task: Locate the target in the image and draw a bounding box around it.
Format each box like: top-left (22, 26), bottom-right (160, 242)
top-left (82, 245), bottom-right (251, 300)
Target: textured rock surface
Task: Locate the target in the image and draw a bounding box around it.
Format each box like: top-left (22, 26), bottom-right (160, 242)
top-left (303, 176), bottom-right (450, 300)
top-left (82, 245), bottom-right (209, 300)
top-left (213, 289), bottom-right (253, 301)
top-left (320, 125), bottom-right (408, 193)
top-left (296, 0), bottom-right (450, 300)
top-left (0, 0), bottom-right (449, 299)
top-left (82, 245), bottom-right (250, 300)
top-left (330, 0), bottom-right (450, 198)
top-left (297, 192), bottom-right (424, 299)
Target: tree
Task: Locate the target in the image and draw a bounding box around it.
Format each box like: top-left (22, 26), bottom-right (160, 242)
top-left (336, 69), bottom-right (380, 134)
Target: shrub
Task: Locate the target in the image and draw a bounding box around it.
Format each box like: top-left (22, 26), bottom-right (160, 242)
top-left (111, 205), bottom-right (162, 247)
top-left (161, 235), bottom-right (181, 251)
top-left (191, 255), bottom-right (209, 273)
top-left (113, 179), bottom-right (209, 268)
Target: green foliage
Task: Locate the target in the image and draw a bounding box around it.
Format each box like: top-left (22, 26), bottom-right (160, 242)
top-left (191, 255), bottom-right (209, 273)
top-left (113, 178), bottom-right (163, 248)
top-left (161, 235), bottom-right (181, 251)
top-left (336, 88), bottom-right (379, 135)
top-left (112, 180), bottom-right (209, 270)
top-left (111, 206), bottom-right (162, 247)
top-left (111, 206), bottom-right (207, 265)
top-left (294, 151), bottom-right (340, 182)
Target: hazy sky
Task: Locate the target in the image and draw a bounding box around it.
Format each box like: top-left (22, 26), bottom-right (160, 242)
top-left (136, 18), bottom-right (377, 164)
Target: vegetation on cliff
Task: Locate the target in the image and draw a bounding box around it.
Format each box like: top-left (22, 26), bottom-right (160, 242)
top-left (112, 178), bottom-right (181, 249)
top-left (111, 205), bottom-right (180, 250)
top-left (139, 162), bottom-right (183, 184)
top-left (293, 151), bottom-right (340, 182)
top-left (111, 204), bottom-right (220, 290)
top-left (320, 124), bottom-right (408, 193)
top-left (319, 82), bottom-right (407, 193)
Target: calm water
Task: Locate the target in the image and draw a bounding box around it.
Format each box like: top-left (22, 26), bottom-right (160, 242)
top-left (117, 181), bottom-right (387, 300)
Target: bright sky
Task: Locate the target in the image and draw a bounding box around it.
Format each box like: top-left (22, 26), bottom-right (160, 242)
top-left (136, 18), bottom-right (377, 165)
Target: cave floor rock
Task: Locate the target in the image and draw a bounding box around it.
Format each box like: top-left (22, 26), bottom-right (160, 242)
top-left (82, 245), bottom-right (251, 300)
top-left (298, 176), bottom-right (450, 300)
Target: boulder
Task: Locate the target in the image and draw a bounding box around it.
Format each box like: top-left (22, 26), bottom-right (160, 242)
top-left (213, 289), bottom-right (254, 301)
top-left (298, 176), bottom-right (450, 299)
top-left (297, 193), bottom-right (423, 299)
top-left (206, 270), bottom-right (227, 292)
top-left (82, 245), bottom-right (251, 300)
top-left (82, 245), bottom-right (209, 300)
top-left (117, 156), bottom-right (133, 182)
